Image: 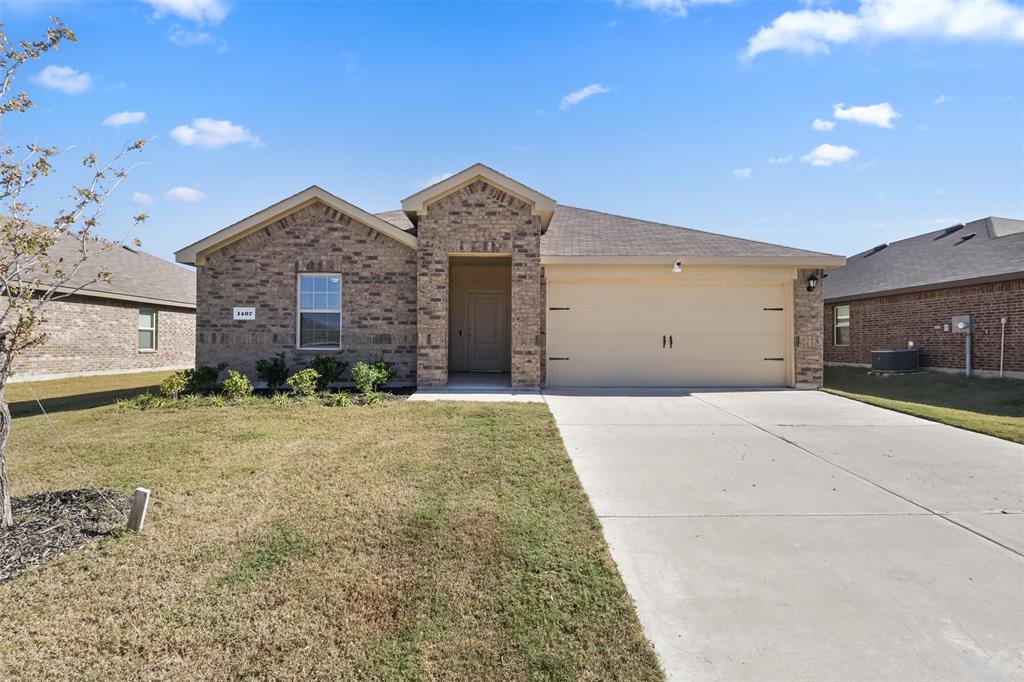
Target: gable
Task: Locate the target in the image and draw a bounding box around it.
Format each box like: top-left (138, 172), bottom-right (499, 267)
top-left (175, 186), bottom-right (417, 266)
top-left (401, 163), bottom-right (555, 231)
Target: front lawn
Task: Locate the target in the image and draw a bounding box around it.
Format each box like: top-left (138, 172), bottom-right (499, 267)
top-left (823, 366), bottom-right (1024, 444)
top-left (0, 398), bottom-right (662, 680)
top-left (5, 370), bottom-right (175, 417)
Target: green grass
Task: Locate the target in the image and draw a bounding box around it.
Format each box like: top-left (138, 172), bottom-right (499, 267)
top-left (823, 366), bottom-right (1024, 444)
top-left (0, 391), bottom-right (662, 680)
top-left (4, 370), bottom-right (176, 417)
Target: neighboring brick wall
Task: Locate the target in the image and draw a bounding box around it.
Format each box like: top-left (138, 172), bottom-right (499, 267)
top-left (824, 277), bottom-right (1024, 374)
top-left (794, 268), bottom-right (825, 387)
top-left (10, 294), bottom-right (194, 381)
top-left (196, 202), bottom-right (418, 384)
top-left (416, 180), bottom-right (543, 387)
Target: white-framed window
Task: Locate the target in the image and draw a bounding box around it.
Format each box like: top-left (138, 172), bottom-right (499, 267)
top-left (834, 304), bottom-right (850, 346)
top-left (138, 308), bottom-right (157, 351)
top-left (297, 273), bottom-right (342, 349)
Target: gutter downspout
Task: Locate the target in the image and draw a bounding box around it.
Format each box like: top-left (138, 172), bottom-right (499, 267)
top-left (1000, 317), bottom-right (1007, 378)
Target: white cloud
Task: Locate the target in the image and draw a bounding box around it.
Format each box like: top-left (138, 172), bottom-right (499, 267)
top-left (169, 25), bottom-right (215, 46)
top-left (732, 167), bottom-right (753, 179)
top-left (833, 102), bottom-right (900, 128)
top-left (812, 118), bottom-right (836, 131)
top-left (131, 192), bottom-right (154, 205)
top-left (801, 143), bottom-right (857, 166)
top-left (745, 0), bottom-right (1024, 58)
top-left (768, 155), bottom-right (793, 165)
top-left (935, 94), bottom-right (953, 104)
top-left (103, 111), bottom-right (147, 127)
top-left (164, 186), bottom-right (205, 203)
top-left (615, 0), bottom-right (735, 18)
top-left (920, 217), bottom-right (949, 226)
top-left (422, 171), bottom-right (454, 188)
top-left (170, 118), bottom-right (262, 149)
top-left (32, 65), bottom-right (92, 94)
top-left (142, 0), bottom-right (229, 24)
top-left (560, 83), bottom-right (612, 111)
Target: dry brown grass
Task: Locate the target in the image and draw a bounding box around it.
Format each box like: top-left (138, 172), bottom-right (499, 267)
top-left (0, 398), bottom-right (662, 681)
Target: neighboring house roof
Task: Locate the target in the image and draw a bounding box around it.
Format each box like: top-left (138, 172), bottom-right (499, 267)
top-left (823, 217), bottom-right (1024, 302)
top-left (179, 164), bottom-right (844, 268)
top-left (175, 186), bottom-right (417, 265)
top-left (33, 228), bottom-right (195, 309)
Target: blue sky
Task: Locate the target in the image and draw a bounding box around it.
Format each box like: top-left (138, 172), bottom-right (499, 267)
top-left (2, 0), bottom-right (1022, 263)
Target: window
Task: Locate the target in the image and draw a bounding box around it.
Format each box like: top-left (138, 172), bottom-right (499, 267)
top-left (138, 308), bottom-right (157, 351)
top-left (834, 305), bottom-right (850, 346)
top-left (298, 274), bottom-right (341, 349)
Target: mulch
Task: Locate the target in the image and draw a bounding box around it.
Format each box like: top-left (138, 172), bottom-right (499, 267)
top-left (0, 489), bottom-right (130, 583)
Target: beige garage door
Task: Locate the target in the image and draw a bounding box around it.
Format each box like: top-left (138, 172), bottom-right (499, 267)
top-left (546, 279), bottom-right (789, 387)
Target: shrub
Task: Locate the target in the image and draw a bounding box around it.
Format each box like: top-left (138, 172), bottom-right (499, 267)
top-left (322, 391), bottom-right (355, 407)
top-left (159, 371), bottom-right (189, 399)
top-left (256, 353), bottom-right (289, 389)
top-left (222, 370), bottom-right (254, 400)
top-left (187, 363), bottom-right (228, 395)
top-left (360, 391), bottom-right (389, 406)
top-left (117, 392), bottom-right (169, 411)
top-left (309, 355), bottom-right (349, 391)
top-left (351, 358), bottom-right (395, 394)
top-left (286, 368), bottom-right (320, 397)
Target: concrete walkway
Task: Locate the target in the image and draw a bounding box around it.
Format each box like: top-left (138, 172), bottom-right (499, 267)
top-left (543, 388), bottom-right (1024, 681)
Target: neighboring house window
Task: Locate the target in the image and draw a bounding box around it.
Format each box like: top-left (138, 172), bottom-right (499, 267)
top-left (834, 305), bottom-right (850, 346)
top-left (138, 308), bottom-right (157, 351)
top-left (297, 274), bottom-right (342, 349)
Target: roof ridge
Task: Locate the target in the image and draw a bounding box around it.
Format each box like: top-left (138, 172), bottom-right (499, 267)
top-left (555, 204), bottom-right (839, 258)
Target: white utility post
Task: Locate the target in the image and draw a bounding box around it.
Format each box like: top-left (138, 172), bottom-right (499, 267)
top-left (127, 487), bottom-right (151, 533)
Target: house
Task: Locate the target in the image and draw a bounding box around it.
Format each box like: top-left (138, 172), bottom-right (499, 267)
top-left (175, 164), bottom-right (843, 389)
top-left (823, 217), bottom-right (1024, 378)
top-left (10, 230), bottom-right (196, 382)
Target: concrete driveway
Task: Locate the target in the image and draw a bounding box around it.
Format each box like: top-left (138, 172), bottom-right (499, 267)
top-left (543, 389), bottom-right (1024, 681)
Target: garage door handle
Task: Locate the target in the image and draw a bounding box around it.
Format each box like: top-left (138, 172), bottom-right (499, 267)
top-left (669, 335), bottom-right (673, 349)
top-left (662, 335), bottom-right (666, 349)
top-left (764, 357), bottom-right (785, 361)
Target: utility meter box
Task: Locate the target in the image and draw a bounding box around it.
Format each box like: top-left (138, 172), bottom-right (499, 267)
top-left (951, 314), bottom-right (974, 334)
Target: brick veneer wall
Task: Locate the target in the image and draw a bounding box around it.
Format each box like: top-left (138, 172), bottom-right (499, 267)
top-left (196, 202), bottom-right (418, 384)
top-left (794, 268), bottom-right (825, 387)
top-left (416, 180), bottom-right (543, 387)
top-left (824, 277), bottom-right (1024, 374)
top-left (10, 294), bottom-right (194, 381)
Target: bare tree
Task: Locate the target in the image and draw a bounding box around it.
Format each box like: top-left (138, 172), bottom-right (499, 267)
top-left (0, 18), bottom-right (147, 526)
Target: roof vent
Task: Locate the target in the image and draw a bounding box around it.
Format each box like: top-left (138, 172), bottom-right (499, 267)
top-left (864, 242), bottom-right (889, 257)
top-left (121, 244), bottom-right (139, 254)
top-left (943, 224), bottom-right (964, 235)
top-left (956, 232), bottom-right (976, 244)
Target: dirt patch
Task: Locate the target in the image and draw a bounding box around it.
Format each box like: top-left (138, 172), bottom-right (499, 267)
top-left (1, 489), bottom-right (130, 582)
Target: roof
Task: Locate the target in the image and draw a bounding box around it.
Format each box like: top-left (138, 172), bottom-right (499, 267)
top-left (400, 163), bottom-right (556, 230)
top-left (175, 186), bottom-right (417, 265)
top-left (178, 164), bottom-right (844, 269)
top-left (540, 205), bottom-right (844, 265)
top-left (32, 228), bottom-right (195, 309)
top-left (824, 217), bottom-right (1024, 302)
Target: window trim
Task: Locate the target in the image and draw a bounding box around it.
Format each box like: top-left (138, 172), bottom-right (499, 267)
top-left (138, 307), bottom-right (158, 352)
top-left (296, 273), bottom-right (342, 350)
top-left (833, 304), bottom-right (850, 346)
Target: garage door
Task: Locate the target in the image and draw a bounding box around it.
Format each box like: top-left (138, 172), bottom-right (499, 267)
top-left (546, 279), bottom-right (789, 387)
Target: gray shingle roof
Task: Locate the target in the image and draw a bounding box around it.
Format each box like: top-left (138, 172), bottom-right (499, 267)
top-left (34, 229), bottom-right (196, 308)
top-left (541, 205), bottom-right (840, 259)
top-left (378, 204), bottom-right (841, 260)
top-left (823, 217), bottom-right (1024, 302)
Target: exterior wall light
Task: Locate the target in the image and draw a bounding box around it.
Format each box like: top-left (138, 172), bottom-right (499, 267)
top-left (806, 273), bottom-right (819, 292)
top-left (672, 260), bottom-right (682, 273)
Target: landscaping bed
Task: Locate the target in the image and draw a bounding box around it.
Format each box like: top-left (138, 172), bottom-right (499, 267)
top-left (0, 488), bottom-right (129, 582)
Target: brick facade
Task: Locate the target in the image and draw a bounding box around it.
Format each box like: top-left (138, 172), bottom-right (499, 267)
top-left (824, 277), bottom-right (1024, 375)
top-left (196, 202), bottom-right (418, 384)
top-left (794, 268), bottom-right (825, 387)
top-left (10, 294), bottom-right (194, 381)
top-left (415, 180), bottom-right (543, 388)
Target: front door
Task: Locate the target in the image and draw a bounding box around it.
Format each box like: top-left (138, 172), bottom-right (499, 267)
top-left (466, 291), bottom-right (506, 371)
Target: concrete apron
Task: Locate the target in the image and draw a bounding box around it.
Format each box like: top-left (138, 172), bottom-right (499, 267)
top-left (543, 388), bottom-right (1024, 682)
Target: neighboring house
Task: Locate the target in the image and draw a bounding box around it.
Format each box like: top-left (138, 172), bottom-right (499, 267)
top-left (823, 217), bottom-right (1024, 378)
top-left (10, 230), bottom-right (196, 382)
top-left (175, 164), bottom-right (842, 389)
